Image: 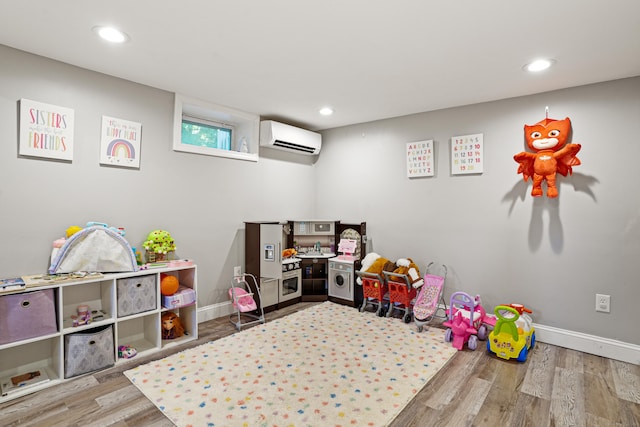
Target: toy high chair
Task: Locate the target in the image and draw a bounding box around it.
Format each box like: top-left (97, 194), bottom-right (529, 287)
top-left (229, 273), bottom-right (265, 331)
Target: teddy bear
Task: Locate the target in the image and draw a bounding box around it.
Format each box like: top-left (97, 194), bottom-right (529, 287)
top-left (356, 252), bottom-right (398, 285)
top-left (388, 258), bottom-right (424, 288)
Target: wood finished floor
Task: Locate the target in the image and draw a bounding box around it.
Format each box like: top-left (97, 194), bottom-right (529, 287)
top-left (1, 302), bottom-right (639, 427)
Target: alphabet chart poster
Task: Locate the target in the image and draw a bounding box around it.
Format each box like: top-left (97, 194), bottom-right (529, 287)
top-left (100, 116), bottom-right (142, 168)
top-left (406, 140), bottom-right (434, 178)
top-left (19, 99), bottom-right (74, 161)
top-left (451, 133), bottom-right (483, 175)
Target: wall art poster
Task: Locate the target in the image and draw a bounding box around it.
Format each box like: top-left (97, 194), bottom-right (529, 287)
top-left (451, 133), bottom-right (483, 175)
top-left (100, 116), bottom-right (142, 168)
top-left (406, 140), bottom-right (434, 178)
top-left (19, 99), bottom-right (74, 161)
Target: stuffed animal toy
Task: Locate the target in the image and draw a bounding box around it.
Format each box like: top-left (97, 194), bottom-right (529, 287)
top-left (514, 115), bottom-right (581, 198)
top-left (282, 248), bottom-right (297, 258)
top-left (389, 258), bottom-right (424, 288)
top-left (357, 252), bottom-right (398, 285)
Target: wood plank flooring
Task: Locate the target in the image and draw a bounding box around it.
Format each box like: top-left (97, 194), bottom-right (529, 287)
top-left (1, 302), bottom-right (638, 426)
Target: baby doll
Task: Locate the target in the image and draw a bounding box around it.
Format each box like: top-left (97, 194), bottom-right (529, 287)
top-left (161, 311), bottom-right (185, 339)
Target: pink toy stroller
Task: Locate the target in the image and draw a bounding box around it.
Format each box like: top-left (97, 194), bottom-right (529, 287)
top-left (413, 263), bottom-right (447, 332)
top-left (229, 273), bottom-right (265, 331)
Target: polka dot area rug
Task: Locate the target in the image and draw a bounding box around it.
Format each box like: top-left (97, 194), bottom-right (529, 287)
top-left (125, 301), bottom-right (457, 427)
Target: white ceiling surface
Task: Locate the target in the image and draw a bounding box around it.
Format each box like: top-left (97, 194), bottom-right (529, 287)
top-left (1, 1), bottom-right (639, 131)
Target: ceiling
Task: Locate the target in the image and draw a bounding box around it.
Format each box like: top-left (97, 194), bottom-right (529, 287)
top-left (1, 1), bottom-right (639, 131)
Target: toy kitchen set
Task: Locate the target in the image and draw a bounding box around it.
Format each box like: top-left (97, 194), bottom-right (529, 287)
top-left (244, 220), bottom-right (366, 310)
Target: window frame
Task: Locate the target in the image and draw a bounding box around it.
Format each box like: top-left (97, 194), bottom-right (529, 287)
top-left (172, 94), bottom-right (259, 162)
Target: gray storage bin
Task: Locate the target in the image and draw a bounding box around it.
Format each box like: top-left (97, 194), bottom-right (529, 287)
top-left (0, 289), bottom-right (57, 345)
top-left (64, 325), bottom-right (114, 378)
top-left (117, 274), bottom-right (157, 317)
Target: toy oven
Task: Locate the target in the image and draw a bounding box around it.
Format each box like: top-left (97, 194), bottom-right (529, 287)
top-left (280, 268), bottom-right (302, 302)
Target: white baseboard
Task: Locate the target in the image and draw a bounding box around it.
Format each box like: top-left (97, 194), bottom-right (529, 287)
top-left (196, 302), bottom-right (640, 365)
top-left (533, 323), bottom-right (640, 365)
top-left (198, 301), bottom-right (234, 323)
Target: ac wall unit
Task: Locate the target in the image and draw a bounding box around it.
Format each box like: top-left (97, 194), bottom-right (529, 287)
top-left (259, 120), bottom-right (322, 155)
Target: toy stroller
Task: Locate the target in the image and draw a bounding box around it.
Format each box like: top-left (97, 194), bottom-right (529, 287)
top-left (413, 263), bottom-right (447, 332)
top-left (229, 273), bottom-right (265, 331)
top-left (356, 271), bottom-right (389, 317)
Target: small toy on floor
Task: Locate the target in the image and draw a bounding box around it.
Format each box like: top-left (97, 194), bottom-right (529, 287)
top-left (118, 345), bottom-right (137, 359)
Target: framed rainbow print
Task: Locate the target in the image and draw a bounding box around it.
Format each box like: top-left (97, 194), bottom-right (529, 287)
top-left (100, 116), bottom-right (142, 168)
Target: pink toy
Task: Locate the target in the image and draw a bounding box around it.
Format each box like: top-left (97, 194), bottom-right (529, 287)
top-left (228, 287), bottom-right (257, 312)
top-left (118, 345), bottom-right (137, 359)
top-left (71, 304), bottom-right (92, 327)
top-left (443, 292), bottom-right (495, 350)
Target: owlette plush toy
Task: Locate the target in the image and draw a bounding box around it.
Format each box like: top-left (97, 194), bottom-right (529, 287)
top-left (357, 252), bottom-right (397, 285)
top-left (514, 116), bottom-right (581, 198)
top-left (390, 258), bottom-right (424, 288)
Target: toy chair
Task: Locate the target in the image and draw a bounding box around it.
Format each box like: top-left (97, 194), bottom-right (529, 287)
top-left (228, 287), bottom-right (257, 312)
top-left (229, 274), bottom-right (265, 331)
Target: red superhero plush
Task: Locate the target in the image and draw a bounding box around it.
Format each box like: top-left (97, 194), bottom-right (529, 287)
top-left (514, 116), bottom-right (581, 198)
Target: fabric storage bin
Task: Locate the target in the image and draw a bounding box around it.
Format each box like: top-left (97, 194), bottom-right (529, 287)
top-left (117, 274), bottom-right (157, 317)
top-left (0, 289), bottom-right (57, 345)
top-left (64, 325), bottom-right (114, 378)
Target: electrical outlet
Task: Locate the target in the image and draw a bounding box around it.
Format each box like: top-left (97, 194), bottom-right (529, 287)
top-left (595, 294), bottom-right (610, 313)
top-left (234, 266), bottom-right (242, 277)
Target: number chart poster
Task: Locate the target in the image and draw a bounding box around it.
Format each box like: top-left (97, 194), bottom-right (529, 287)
top-left (406, 140), bottom-right (434, 178)
top-left (100, 116), bottom-right (142, 168)
top-left (19, 99), bottom-right (75, 161)
top-left (451, 133), bottom-right (483, 175)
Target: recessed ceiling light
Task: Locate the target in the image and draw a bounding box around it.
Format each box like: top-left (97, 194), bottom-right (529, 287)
top-left (524, 59), bottom-right (555, 72)
top-left (93, 26), bottom-right (129, 43)
top-left (319, 107), bottom-right (334, 116)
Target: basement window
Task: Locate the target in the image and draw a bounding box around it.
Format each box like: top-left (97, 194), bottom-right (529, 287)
top-left (172, 93), bottom-right (259, 162)
top-left (181, 116), bottom-right (233, 151)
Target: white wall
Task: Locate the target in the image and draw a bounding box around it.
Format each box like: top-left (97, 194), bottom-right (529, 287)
top-left (317, 77), bottom-right (640, 346)
top-left (0, 44), bottom-right (317, 308)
